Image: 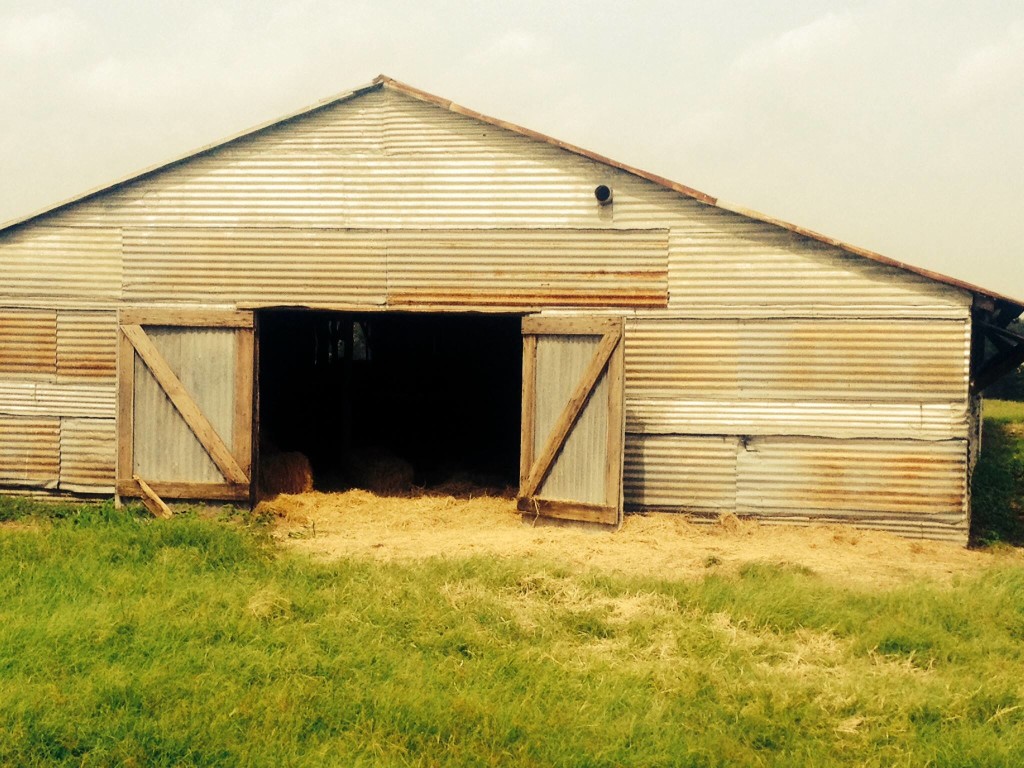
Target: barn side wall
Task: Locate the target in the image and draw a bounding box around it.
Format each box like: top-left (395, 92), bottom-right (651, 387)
top-left (0, 86), bottom-right (974, 539)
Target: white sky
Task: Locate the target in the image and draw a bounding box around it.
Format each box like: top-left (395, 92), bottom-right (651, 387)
top-left (1, 1), bottom-right (1022, 299)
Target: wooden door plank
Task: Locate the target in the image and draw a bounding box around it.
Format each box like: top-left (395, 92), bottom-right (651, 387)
top-left (604, 336), bottom-right (625, 514)
top-left (116, 328), bottom-right (135, 487)
top-left (234, 328), bottom-right (254, 478)
top-left (120, 308), bottom-right (253, 328)
top-left (519, 334), bottom-right (538, 490)
top-left (121, 324), bottom-right (248, 485)
top-left (522, 328), bottom-right (620, 498)
top-left (516, 497), bottom-right (619, 525)
top-left (521, 315), bottom-right (621, 336)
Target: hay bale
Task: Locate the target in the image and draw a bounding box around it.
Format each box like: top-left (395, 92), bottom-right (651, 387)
top-left (259, 450), bottom-right (314, 499)
top-left (345, 447), bottom-right (415, 495)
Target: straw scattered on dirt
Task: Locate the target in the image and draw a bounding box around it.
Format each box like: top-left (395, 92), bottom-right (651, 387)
top-left (258, 490), bottom-right (1018, 588)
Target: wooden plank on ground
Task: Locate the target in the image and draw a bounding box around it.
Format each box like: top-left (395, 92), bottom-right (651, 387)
top-left (134, 475), bottom-right (173, 519)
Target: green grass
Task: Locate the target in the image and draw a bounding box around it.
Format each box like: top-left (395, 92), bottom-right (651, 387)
top-left (972, 399), bottom-right (1024, 544)
top-left (2, 500), bottom-right (1024, 766)
top-left (983, 398), bottom-right (1024, 424)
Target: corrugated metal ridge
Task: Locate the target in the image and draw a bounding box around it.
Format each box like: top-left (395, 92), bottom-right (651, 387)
top-left (1, 72), bottom-right (1019, 310)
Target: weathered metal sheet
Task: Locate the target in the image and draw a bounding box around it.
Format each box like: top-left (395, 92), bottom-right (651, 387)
top-left (625, 318), bottom-right (970, 402)
top-left (60, 417), bottom-right (115, 493)
top-left (123, 228), bottom-right (386, 307)
top-left (665, 222), bottom-right (971, 318)
top-left (626, 400), bottom-right (969, 441)
top-left (57, 311), bottom-right (117, 379)
top-left (0, 309), bottom-right (56, 376)
top-left (0, 416), bottom-right (59, 487)
top-left (624, 435), bottom-right (737, 510)
top-left (0, 227), bottom-right (121, 305)
top-left (133, 327), bottom-right (237, 483)
top-left (533, 335), bottom-right (609, 504)
top-left (0, 380), bottom-right (115, 418)
top-left (387, 229), bottom-right (668, 308)
top-left (736, 437), bottom-right (967, 517)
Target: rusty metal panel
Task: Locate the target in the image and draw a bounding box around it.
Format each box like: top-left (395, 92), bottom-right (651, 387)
top-left (123, 228), bottom-right (386, 307)
top-left (60, 417), bottom-right (115, 493)
top-left (737, 437), bottom-right (967, 518)
top-left (387, 229), bottom-right (668, 308)
top-left (0, 380), bottom-right (115, 418)
top-left (0, 416), bottom-right (59, 488)
top-left (624, 434), bottom-right (737, 510)
top-left (0, 309), bottom-right (56, 376)
top-left (57, 311), bottom-right (117, 379)
top-left (0, 226), bottom-right (121, 306)
top-left (664, 212), bottom-right (971, 318)
top-left (133, 327), bottom-right (236, 483)
top-left (626, 318), bottom-right (970, 402)
top-left (626, 400), bottom-right (968, 441)
top-left (533, 335), bottom-right (609, 504)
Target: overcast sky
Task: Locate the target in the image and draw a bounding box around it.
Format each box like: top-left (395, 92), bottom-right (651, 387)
top-left (1, 1), bottom-right (1021, 299)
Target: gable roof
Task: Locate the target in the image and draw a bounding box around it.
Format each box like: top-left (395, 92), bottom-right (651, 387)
top-left (3, 74), bottom-right (1020, 311)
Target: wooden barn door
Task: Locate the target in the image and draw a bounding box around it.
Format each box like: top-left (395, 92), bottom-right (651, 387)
top-left (519, 316), bottom-right (625, 526)
top-left (117, 309), bottom-right (254, 509)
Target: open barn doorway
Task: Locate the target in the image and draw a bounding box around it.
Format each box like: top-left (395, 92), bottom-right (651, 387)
top-left (256, 310), bottom-right (522, 496)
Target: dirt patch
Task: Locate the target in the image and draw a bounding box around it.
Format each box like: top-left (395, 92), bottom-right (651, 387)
top-left (259, 490), bottom-right (1017, 588)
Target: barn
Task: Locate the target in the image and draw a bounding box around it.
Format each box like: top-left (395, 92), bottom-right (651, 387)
top-left (1, 75), bottom-right (1022, 543)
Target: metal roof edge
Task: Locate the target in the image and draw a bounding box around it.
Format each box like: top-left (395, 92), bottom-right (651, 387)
top-left (2, 72), bottom-right (1019, 310)
top-left (377, 75), bottom-right (1023, 310)
top-left (0, 79), bottom-right (385, 233)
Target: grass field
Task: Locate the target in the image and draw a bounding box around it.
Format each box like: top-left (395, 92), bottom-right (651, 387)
top-left (973, 399), bottom-right (1024, 544)
top-left (0, 401), bottom-right (1021, 766)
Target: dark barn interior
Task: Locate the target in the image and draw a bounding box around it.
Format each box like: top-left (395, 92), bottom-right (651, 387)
top-left (257, 310), bottom-right (522, 494)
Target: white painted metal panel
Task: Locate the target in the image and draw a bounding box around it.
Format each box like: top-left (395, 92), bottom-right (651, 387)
top-left (624, 435), bottom-right (737, 510)
top-left (533, 335), bottom-right (609, 504)
top-left (0, 309), bottom-right (56, 376)
top-left (124, 228), bottom-right (386, 307)
top-left (0, 380), bottom-right (115, 419)
top-left (0, 416), bottom-right (59, 488)
top-left (133, 327), bottom-right (237, 483)
top-left (60, 417), bottom-right (115, 493)
top-left (626, 400), bottom-right (969, 441)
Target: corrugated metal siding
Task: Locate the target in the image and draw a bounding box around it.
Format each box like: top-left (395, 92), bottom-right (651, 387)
top-left (60, 417), bottom-right (115, 493)
top-left (0, 380), bottom-right (115, 418)
top-left (133, 327), bottom-right (236, 483)
top-left (0, 227), bottom-right (121, 306)
top-left (626, 400), bottom-right (968, 440)
top-left (0, 416), bottom-right (59, 487)
top-left (665, 221), bottom-right (970, 318)
top-left (387, 229), bottom-right (668, 308)
top-left (124, 229), bottom-right (386, 306)
top-left (624, 435), bottom-right (736, 510)
top-left (534, 335), bottom-right (609, 504)
top-left (57, 311), bottom-right (117, 379)
top-left (625, 318), bottom-right (970, 402)
top-left (736, 438), bottom-right (967, 518)
top-left (0, 309), bottom-right (56, 375)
